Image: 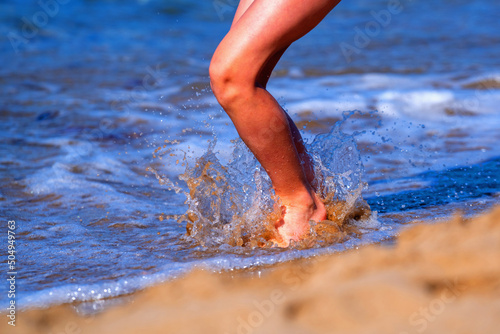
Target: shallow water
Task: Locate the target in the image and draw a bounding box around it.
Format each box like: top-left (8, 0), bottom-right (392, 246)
top-left (1, 0), bottom-right (500, 309)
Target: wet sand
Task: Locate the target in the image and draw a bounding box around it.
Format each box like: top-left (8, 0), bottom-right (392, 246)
top-left (4, 206), bottom-right (500, 334)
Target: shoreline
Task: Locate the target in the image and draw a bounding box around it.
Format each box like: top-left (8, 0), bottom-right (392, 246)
top-left (3, 205), bottom-right (500, 334)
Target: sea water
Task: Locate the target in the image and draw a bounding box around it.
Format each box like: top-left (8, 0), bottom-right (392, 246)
top-left (1, 0), bottom-right (499, 310)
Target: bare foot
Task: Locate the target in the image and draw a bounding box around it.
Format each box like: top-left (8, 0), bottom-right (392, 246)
top-left (273, 191), bottom-right (326, 247)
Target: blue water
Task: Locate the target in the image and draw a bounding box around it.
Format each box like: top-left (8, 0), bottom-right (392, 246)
top-left (1, 0), bottom-right (500, 310)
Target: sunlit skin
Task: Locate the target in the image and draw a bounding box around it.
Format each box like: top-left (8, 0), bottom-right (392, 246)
top-left (210, 0), bottom-right (341, 247)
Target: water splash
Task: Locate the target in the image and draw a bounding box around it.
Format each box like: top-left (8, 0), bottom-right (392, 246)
top-left (149, 112), bottom-right (372, 249)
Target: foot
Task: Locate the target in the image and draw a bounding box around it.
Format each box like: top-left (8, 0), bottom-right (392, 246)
top-left (273, 191), bottom-right (326, 247)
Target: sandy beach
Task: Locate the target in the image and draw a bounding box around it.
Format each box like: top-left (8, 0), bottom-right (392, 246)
top-left (4, 205), bottom-right (499, 334)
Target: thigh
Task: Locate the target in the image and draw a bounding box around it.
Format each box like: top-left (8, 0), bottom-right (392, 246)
top-left (213, 0), bottom-right (340, 81)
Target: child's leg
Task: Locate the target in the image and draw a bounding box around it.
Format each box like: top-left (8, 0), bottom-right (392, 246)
top-left (233, 2), bottom-right (316, 186)
top-left (232, 0), bottom-right (331, 188)
top-left (256, 48), bottom-right (316, 187)
top-left (210, 0), bottom-right (340, 245)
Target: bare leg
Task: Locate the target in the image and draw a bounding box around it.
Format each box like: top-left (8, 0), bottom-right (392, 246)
top-left (258, 48), bottom-right (316, 187)
top-left (232, 1), bottom-right (315, 185)
top-left (210, 0), bottom-right (340, 246)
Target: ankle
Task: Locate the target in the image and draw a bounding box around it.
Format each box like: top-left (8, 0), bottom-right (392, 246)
top-left (277, 189), bottom-right (316, 209)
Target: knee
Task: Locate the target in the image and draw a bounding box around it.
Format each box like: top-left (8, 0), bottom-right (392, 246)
top-left (209, 58), bottom-right (254, 110)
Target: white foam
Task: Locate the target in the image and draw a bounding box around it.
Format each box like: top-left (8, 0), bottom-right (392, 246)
top-left (287, 95), bottom-right (366, 116)
top-left (376, 89), bottom-right (455, 119)
top-left (268, 72), bottom-right (500, 122)
top-left (26, 163), bottom-right (114, 195)
top-left (357, 73), bottom-right (428, 90)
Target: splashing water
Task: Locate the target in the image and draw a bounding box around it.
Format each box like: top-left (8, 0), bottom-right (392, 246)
top-left (149, 112), bottom-right (372, 249)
